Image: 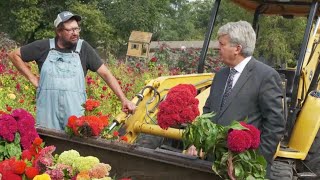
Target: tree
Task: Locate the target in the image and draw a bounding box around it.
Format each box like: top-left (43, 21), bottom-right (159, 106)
top-left (0, 0), bottom-right (115, 49)
top-left (255, 16), bottom-right (306, 67)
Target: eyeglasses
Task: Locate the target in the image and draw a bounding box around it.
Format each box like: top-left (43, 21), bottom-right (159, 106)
top-left (63, 27), bottom-right (81, 33)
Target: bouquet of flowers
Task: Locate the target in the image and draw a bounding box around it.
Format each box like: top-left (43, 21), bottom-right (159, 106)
top-left (157, 84), bottom-right (200, 129)
top-left (0, 108), bottom-right (39, 161)
top-left (182, 113), bottom-right (267, 180)
top-left (1, 139), bottom-right (113, 180)
top-left (37, 149), bottom-right (112, 180)
top-left (65, 99), bottom-right (109, 137)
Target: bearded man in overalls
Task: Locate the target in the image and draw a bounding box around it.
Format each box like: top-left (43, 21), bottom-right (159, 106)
top-left (9, 11), bottom-right (136, 130)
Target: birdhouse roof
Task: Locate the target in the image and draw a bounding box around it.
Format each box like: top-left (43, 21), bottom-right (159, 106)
top-left (129, 31), bottom-right (153, 43)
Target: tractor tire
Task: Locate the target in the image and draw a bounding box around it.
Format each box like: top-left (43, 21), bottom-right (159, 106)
top-left (269, 161), bottom-right (294, 180)
top-left (304, 130), bottom-right (320, 176)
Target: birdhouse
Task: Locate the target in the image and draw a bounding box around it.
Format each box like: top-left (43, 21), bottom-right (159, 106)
top-left (126, 31), bottom-right (153, 59)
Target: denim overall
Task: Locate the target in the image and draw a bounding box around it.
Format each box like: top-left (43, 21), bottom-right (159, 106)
top-left (36, 38), bottom-right (86, 130)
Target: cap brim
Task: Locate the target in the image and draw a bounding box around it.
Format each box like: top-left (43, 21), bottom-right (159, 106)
top-left (71, 14), bottom-right (81, 22)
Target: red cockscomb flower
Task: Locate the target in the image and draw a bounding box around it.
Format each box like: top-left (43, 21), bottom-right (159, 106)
top-left (21, 150), bottom-right (33, 161)
top-left (1, 171), bottom-right (22, 180)
top-left (240, 122), bottom-right (261, 149)
top-left (13, 160), bottom-right (26, 174)
top-left (227, 130), bottom-right (252, 153)
top-left (25, 167), bottom-right (39, 179)
top-left (113, 131), bottom-right (119, 137)
top-left (157, 84), bottom-right (199, 129)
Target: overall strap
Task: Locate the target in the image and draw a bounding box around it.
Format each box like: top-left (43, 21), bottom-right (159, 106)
top-left (75, 39), bottom-right (84, 54)
top-left (49, 38), bottom-right (55, 50)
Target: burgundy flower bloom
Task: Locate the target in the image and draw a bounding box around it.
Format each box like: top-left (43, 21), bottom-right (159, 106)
top-left (17, 117), bottom-right (39, 150)
top-left (0, 114), bottom-right (18, 142)
top-left (11, 108), bottom-right (35, 122)
top-left (240, 122), bottom-right (261, 149)
top-left (227, 130), bottom-right (252, 153)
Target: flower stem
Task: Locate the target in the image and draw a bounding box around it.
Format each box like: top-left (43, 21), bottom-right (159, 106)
top-left (227, 152), bottom-right (236, 180)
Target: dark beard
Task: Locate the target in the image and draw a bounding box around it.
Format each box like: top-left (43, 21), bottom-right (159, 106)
top-left (61, 37), bottom-right (78, 49)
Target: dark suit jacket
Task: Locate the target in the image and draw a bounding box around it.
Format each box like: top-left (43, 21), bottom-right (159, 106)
top-left (203, 58), bottom-right (285, 163)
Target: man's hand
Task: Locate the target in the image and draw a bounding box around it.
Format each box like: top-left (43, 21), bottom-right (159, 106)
top-left (186, 145), bottom-right (198, 156)
top-left (30, 76), bottom-right (39, 88)
top-left (185, 145), bottom-right (205, 158)
top-left (122, 99), bottom-right (136, 114)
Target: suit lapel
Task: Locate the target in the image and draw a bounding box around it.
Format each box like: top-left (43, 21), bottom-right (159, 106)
top-left (214, 68), bottom-right (229, 112)
top-left (218, 58), bottom-right (257, 118)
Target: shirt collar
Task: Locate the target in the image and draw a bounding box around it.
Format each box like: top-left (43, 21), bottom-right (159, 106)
top-left (233, 56), bottom-right (251, 73)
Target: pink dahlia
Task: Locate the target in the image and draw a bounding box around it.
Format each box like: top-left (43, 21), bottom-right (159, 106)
top-left (227, 130), bottom-right (252, 153)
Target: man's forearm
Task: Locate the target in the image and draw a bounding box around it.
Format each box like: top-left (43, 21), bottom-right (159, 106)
top-left (9, 49), bottom-right (38, 87)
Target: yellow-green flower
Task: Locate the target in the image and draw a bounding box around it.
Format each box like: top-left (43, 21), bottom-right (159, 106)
top-left (7, 93), bottom-right (16, 100)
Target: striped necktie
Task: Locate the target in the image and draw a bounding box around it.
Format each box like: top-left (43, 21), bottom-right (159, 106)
top-left (220, 68), bottom-right (237, 110)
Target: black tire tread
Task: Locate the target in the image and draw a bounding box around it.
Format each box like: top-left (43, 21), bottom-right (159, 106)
top-left (269, 161), bottom-right (293, 180)
top-left (304, 130), bottom-right (320, 175)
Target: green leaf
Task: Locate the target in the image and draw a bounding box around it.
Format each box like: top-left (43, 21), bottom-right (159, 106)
top-left (228, 121), bottom-right (247, 130)
top-left (245, 175), bottom-right (256, 180)
top-left (65, 126), bottom-right (75, 136)
top-left (199, 112), bottom-right (215, 119)
top-left (5, 142), bottom-right (22, 159)
top-left (256, 155), bottom-right (267, 168)
top-left (14, 132), bottom-right (21, 145)
top-left (0, 145), bottom-right (5, 153)
top-left (234, 162), bottom-right (245, 178)
top-left (220, 151), bottom-right (229, 164)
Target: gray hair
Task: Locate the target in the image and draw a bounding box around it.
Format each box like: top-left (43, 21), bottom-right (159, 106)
top-left (217, 21), bottom-right (256, 57)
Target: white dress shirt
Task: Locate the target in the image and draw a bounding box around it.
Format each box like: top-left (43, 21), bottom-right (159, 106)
top-left (232, 56), bottom-right (251, 87)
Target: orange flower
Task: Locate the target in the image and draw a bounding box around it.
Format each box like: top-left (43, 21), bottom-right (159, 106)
top-left (77, 171), bottom-right (90, 180)
top-left (85, 99), bottom-right (100, 111)
top-left (120, 136), bottom-right (128, 142)
top-left (67, 115), bottom-right (78, 128)
top-left (33, 137), bottom-right (43, 146)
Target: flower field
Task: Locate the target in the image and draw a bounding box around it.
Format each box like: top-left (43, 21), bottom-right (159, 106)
top-left (0, 43), bottom-right (223, 179)
top-left (0, 44), bottom-right (221, 118)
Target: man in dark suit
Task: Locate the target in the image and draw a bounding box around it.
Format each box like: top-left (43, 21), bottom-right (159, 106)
top-left (188, 21), bottom-right (285, 177)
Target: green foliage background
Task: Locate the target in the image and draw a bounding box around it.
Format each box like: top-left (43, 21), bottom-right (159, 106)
top-left (0, 0), bottom-right (306, 66)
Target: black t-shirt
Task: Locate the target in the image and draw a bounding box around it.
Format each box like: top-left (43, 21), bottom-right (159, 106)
top-left (20, 38), bottom-right (103, 75)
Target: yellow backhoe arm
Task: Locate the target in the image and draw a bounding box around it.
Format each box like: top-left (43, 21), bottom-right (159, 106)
top-left (113, 73), bottom-right (214, 143)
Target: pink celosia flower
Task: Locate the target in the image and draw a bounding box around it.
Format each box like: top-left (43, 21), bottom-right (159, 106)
top-left (34, 146), bottom-right (56, 173)
top-left (0, 114), bottom-right (18, 142)
top-left (89, 163), bottom-right (111, 178)
top-left (45, 169), bottom-right (64, 180)
top-left (17, 118), bottom-right (38, 150)
top-left (11, 108), bottom-right (35, 122)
